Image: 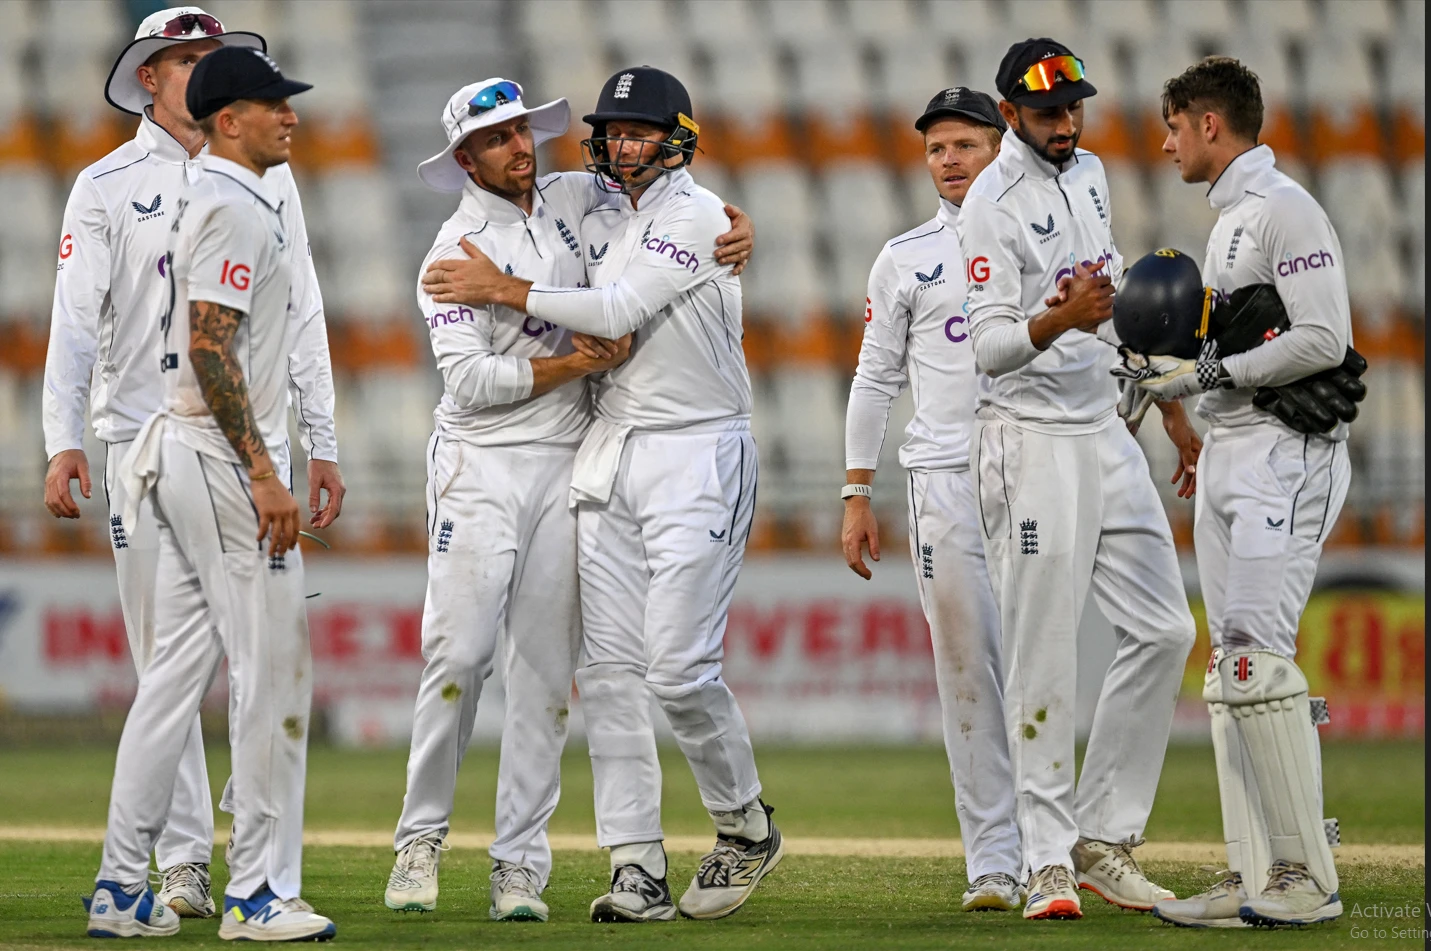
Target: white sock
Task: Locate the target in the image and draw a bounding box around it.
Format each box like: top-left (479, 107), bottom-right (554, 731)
top-left (711, 799), bottom-right (769, 843)
top-left (610, 841), bottom-right (666, 879)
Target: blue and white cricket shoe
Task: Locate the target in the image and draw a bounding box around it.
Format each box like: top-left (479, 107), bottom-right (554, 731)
top-left (84, 880), bottom-right (180, 938)
top-left (217, 886), bottom-right (336, 942)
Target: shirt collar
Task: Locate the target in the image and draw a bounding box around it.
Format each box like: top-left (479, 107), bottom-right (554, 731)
top-left (1206, 144), bottom-right (1277, 210)
top-left (199, 154), bottom-right (278, 210)
top-left (459, 175), bottom-right (545, 226)
top-left (135, 107), bottom-right (197, 164)
top-left (936, 196), bottom-right (960, 229)
top-left (621, 167), bottom-right (692, 214)
top-left (1000, 126), bottom-right (1074, 181)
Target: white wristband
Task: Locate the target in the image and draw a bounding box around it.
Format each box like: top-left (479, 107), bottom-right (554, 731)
top-left (841, 483), bottom-right (872, 500)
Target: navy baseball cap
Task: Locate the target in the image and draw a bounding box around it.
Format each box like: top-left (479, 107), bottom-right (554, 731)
top-left (996, 38), bottom-right (1098, 107)
top-left (186, 45), bottom-right (311, 121)
top-left (915, 86), bottom-right (1007, 133)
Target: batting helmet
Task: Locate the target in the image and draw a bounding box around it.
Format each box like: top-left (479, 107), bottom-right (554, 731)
top-left (581, 66), bottom-right (699, 193)
top-left (1113, 248), bottom-right (1211, 358)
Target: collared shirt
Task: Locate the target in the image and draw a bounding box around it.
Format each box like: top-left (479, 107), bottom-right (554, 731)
top-left (846, 198), bottom-right (977, 472)
top-left (956, 128), bottom-right (1124, 433)
top-left (525, 167), bottom-right (751, 430)
top-left (1197, 145), bottom-right (1352, 441)
top-left (42, 110), bottom-right (337, 460)
top-left (418, 172), bottom-right (604, 447)
top-left (162, 155), bottom-right (293, 463)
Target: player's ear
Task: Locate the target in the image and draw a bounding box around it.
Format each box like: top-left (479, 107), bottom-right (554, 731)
top-left (136, 65), bottom-right (159, 96)
top-left (997, 100), bottom-right (1018, 130)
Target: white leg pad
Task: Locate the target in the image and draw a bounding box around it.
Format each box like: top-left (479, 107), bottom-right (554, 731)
top-left (1221, 651), bottom-right (1338, 895)
top-left (1202, 649), bottom-right (1270, 897)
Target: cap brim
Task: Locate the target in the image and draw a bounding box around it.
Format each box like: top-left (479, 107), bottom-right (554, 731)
top-left (105, 31), bottom-right (267, 115)
top-left (417, 97), bottom-right (570, 193)
top-left (244, 77), bottom-right (314, 102)
top-left (915, 106), bottom-right (1004, 133)
top-left (1009, 79), bottom-right (1097, 108)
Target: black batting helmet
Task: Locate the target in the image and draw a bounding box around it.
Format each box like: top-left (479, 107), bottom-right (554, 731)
top-left (1113, 249), bottom-right (1211, 358)
top-left (582, 66), bottom-right (699, 193)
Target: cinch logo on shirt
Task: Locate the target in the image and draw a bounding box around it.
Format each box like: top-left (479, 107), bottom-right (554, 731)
top-left (1277, 249), bottom-right (1334, 276)
top-left (220, 260), bottom-right (251, 290)
top-left (644, 235), bottom-right (699, 272)
top-left (1054, 250), bottom-right (1113, 287)
top-left (523, 316), bottom-right (557, 337)
top-left (427, 305), bottom-right (478, 328)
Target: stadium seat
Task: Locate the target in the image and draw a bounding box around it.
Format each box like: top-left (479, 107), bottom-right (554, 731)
top-left (1164, 0), bottom-right (1238, 43)
top-left (1244, 0), bottom-right (1317, 42)
top-left (1320, 161), bottom-right (1404, 326)
top-left (1403, 160), bottom-right (1425, 312)
top-left (738, 163), bottom-right (824, 319)
top-left (879, 36), bottom-right (951, 126)
top-left (514, 0), bottom-right (596, 48)
top-left (597, 0), bottom-right (682, 47)
top-left (1085, 0), bottom-right (1158, 43)
top-left (1003, 0), bottom-right (1078, 44)
top-left (820, 163), bottom-right (903, 313)
top-left (683, 0), bottom-right (760, 45)
top-left (0, 168), bottom-right (59, 321)
top-left (311, 170), bottom-right (408, 321)
top-left (846, 0), bottom-right (917, 46)
top-left (1304, 36), bottom-right (1385, 163)
top-left (922, 0), bottom-right (998, 45)
top-left (704, 41), bottom-right (793, 165)
top-left (1322, 0), bottom-right (1395, 42)
top-left (1387, 33), bottom-right (1426, 162)
top-left (764, 0), bottom-right (838, 45)
top-left (1148, 165), bottom-right (1218, 259)
top-left (1102, 160), bottom-right (1152, 258)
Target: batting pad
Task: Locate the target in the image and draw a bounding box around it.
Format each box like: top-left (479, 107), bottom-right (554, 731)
top-left (1202, 650), bottom-right (1270, 896)
top-left (1220, 651), bottom-right (1338, 895)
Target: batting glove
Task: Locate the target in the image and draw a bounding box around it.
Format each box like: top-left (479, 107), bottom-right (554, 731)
top-left (1111, 338), bottom-right (1232, 401)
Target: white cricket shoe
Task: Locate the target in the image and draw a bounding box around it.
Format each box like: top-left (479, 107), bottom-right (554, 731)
top-left (384, 833), bottom-right (446, 912)
top-left (589, 864), bottom-right (677, 922)
top-left (490, 861), bottom-right (548, 922)
top-left (218, 888), bottom-right (336, 942)
top-left (1240, 860), bottom-right (1343, 927)
top-left (1022, 864), bottom-right (1083, 920)
top-left (677, 817), bottom-right (785, 920)
top-left (85, 880), bottom-right (180, 938)
top-left (158, 862), bottom-right (215, 918)
top-left (1151, 870), bottom-right (1248, 928)
top-left (1072, 836), bottom-right (1175, 910)
top-left (962, 872), bottom-right (1024, 911)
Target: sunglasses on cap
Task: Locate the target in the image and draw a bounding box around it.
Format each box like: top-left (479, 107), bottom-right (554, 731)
top-left (158, 12), bottom-right (225, 37)
top-left (468, 81), bottom-right (523, 116)
top-left (1018, 54), bottom-right (1086, 94)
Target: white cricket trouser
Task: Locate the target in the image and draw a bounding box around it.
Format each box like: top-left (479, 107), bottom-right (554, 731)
top-left (1194, 425), bottom-right (1350, 658)
top-left (100, 434), bottom-right (311, 901)
top-left (103, 439), bottom-right (214, 869)
top-left (973, 418), bottom-right (1196, 875)
top-left (394, 436), bottom-right (581, 885)
top-left (907, 468), bottom-right (1021, 882)
top-left (576, 422), bottom-right (761, 847)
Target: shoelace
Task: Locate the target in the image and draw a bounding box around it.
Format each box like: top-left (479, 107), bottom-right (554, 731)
top-left (1262, 860), bottom-right (1307, 893)
top-left (970, 872), bottom-right (1017, 890)
top-left (157, 863), bottom-right (208, 892)
top-left (1208, 869), bottom-right (1242, 895)
top-left (611, 865), bottom-right (658, 895)
top-left (1037, 865), bottom-right (1076, 894)
top-left (1105, 836), bottom-right (1149, 876)
top-left (391, 835), bottom-right (446, 887)
top-left (695, 843), bottom-right (744, 885)
top-left (491, 863), bottom-right (540, 898)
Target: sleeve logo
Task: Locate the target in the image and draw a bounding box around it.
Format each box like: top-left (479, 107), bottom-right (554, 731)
top-left (966, 256), bottom-right (990, 284)
top-left (220, 259), bottom-right (251, 291)
top-left (58, 233), bottom-right (73, 259)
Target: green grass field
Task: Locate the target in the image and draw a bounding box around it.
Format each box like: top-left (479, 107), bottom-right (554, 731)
top-left (0, 742), bottom-right (1423, 949)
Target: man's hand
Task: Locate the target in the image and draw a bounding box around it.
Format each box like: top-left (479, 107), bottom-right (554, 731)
top-left (252, 476), bottom-right (300, 557)
top-left (1112, 338), bottom-right (1226, 401)
top-left (573, 332), bottom-right (632, 372)
top-left (1160, 400), bottom-right (1203, 498)
top-left (1053, 260), bottom-right (1115, 334)
top-left (423, 236), bottom-right (528, 308)
top-left (307, 459), bottom-right (346, 529)
top-left (842, 497), bottom-right (881, 580)
top-left (715, 202), bottom-right (754, 277)
top-left (44, 449), bottom-right (91, 519)
top-left (1117, 378), bottom-right (1156, 435)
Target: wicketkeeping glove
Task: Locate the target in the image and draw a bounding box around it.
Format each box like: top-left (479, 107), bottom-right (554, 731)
top-left (1251, 346), bottom-right (1368, 434)
top-left (1111, 337), bottom-right (1233, 401)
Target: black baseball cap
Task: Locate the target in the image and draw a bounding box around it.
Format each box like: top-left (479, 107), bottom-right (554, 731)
top-left (915, 86), bottom-right (1007, 134)
top-left (996, 38), bottom-right (1098, 107)
top-left (186, 45), bottom-right (312, 121)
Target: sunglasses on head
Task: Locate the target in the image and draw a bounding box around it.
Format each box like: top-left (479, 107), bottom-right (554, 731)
top-left (158, 12), bottom-right (225, 37)
top-left (468, 81), bottom-right (523, 116)
top-left (1018, 54), bottom-right (1086, 94)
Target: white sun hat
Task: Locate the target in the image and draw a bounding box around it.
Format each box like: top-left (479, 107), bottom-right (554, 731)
top-left (105, 6), bottom-right (265, 115)
top-left (417, 78), bottom-right (570, 193)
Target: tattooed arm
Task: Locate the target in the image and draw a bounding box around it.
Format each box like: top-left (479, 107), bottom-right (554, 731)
top-left (189, 299), bottom-right (299, 554)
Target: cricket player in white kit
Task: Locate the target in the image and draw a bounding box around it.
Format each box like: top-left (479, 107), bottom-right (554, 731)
top-left (423, 66), bottom-right (779, 923)
top-left (44, 7), bottom-right (343, 920)
top-left (841, 87), bottom-right (1023, 913)
top-left (87, 47), bottom-right (335, 941)
top-left (956, 39), bottom-right (1199, 920)
top-left (1126, 58), bottom-right (1353, 929)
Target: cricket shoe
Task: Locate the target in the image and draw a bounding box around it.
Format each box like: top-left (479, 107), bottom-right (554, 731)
top-left (678, 807), bottom-right (784, 920)
top-left (84, 880), bottom-right (180, 938)
top-left (589, 864), bottom-right (677, 922)
top-left (1151, 870), bottom-right (1248, 928)
top-left (962, 872), bottom-right (1024, 911)
top-left (158, 862), bottom-right (215, 918)
top-left (384, 832), bottom-right (446, 912)
top-left (490, 861), bottom-right (548, 922)
top-left (1022, 864), bottom-right (1082, 920)
top-left (218, 887), bottom-right (336, 941)
top-left (1239, 860), bottom-right (1342, 927)
top-left (1072, 835), bottom-right (1175, 910)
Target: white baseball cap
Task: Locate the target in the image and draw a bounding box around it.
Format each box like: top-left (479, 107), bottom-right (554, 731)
top-left (417, 79), bottom-right (570, 193)
top-left (105, 6), bottom-right (265, 115)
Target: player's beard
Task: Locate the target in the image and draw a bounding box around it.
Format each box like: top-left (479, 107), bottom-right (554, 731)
top-left (1015, 123), bottom-right (1080, 166)
top-left (474, 154), bottom-right (536, 204)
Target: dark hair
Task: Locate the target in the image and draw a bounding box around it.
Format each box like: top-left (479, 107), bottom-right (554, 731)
top-left (1161, 56), bottom-right (1263, 142)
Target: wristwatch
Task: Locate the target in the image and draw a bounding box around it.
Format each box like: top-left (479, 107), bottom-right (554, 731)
top-left (841, 484), bottom-right (873, 500)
